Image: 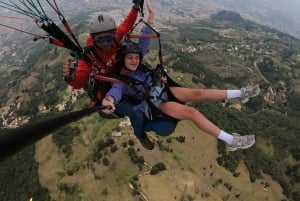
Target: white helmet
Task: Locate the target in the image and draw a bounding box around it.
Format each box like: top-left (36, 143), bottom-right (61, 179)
top-left (89, 14), bottom-right (116, 34)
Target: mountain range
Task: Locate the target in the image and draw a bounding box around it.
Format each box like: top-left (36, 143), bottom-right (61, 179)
top-left (1, 0), bottom-right (300, 38)
top-left (50, 0), bottom-right (300, 39)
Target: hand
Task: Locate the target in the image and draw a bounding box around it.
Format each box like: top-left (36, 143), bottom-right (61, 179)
top-left (102, 96), bottom-right (116, 114)
top-left (63, 56), bottom-right (75, 80)
top-left (132, 0), bottom-right (140, 9)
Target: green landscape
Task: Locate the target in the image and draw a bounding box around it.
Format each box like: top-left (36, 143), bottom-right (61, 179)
top-left (0, 10), bottom-right (299, 201)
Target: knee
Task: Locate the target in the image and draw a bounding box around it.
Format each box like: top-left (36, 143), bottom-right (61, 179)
top-left (116, 103), bottom-right (137, 118)
top-left (156, 124), bottom-right (176, 136)
top-left (145, 120), bottom-right (177, 136)
top-left (128, 111), bottom-right (144, 124)
top-left (128, 109), bottom-right (142, 117)
top-left (184, 106), bottom-right (199, 115)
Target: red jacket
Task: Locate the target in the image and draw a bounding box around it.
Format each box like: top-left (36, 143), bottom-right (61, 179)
top-left (67, 7), bottom-right (138, 90)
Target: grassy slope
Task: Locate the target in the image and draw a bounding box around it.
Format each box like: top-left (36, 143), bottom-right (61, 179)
top-left (32, 19), bottom-right (296, 200)
top-left (1, 10), bottom-right (299, 201)
top-left (35, 117), bottom-right (286, 201)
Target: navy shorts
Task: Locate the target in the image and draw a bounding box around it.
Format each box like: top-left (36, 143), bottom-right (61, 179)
top-left (149, 86), bottom-right (168, 107)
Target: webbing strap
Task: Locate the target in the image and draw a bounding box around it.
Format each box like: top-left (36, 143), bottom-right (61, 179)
top-left (39, 21), bottom-right (81, 54)
top-left (127, 33), bottom-right (158, 38)
top-left (126, 19), bottom-right (160, 39)
top-left (126, 18), bottom-right (163, 65)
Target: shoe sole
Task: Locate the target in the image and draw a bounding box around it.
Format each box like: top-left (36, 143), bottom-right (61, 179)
top-left (240, 86), bottom-right (260, 104)
top-left (227, 139), bottom-right (255, 151)
top-left (142, 144), bottom-right (154, 150)
top-left (240, 98), bottom-right (249, 104)
top-left (139, 139), bottom-right (155, 150)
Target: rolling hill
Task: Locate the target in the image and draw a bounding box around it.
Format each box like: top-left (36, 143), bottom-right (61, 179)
top-left (0, 4), bottom-right (299, 201)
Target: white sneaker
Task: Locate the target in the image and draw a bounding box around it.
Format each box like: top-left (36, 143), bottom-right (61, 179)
top-left (227, 133), bottom-right (255, 151)
top-left (239, 82), bottom-right (260, 104)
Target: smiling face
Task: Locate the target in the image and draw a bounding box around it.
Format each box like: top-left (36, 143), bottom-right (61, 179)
top-left (123, 53), bottom-right (140, 72)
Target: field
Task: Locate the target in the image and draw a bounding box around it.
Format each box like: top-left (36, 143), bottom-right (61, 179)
top-left (35, 117), bottom-right (286, 201)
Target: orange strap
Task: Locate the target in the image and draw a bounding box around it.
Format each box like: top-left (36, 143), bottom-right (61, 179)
top-left (127, 33), bottom-right (159, 39)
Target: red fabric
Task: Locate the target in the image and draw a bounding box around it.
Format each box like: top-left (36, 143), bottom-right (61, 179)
top-left (67, 7), bottom-right (138, 89)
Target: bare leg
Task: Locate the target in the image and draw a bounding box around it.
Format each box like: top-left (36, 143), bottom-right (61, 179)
top-left (169, 87), bottom-right (227, 103)
top-left (158, 101), bottom-right (221, 137)
top-left (157, 100), bottom-right (256, 151)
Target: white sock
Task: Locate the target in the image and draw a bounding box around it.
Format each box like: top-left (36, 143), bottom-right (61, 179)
top-left (217, 130), bottom-right (234, 145)
top-left (227, 90), bottom-right (242, 99)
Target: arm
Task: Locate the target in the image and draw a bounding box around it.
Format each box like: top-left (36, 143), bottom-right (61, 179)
top-left (63, 59), bottom-right (92, 89)
top-left (102, 83), bottom-right (124, 114)
top-left (115, 3), bottom-right (140, 40)
top-left (139, 27), bottom-right (152, 58)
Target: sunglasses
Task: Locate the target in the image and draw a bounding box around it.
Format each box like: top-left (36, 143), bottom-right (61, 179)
top-left (94, 36), bottom-right (114, 45)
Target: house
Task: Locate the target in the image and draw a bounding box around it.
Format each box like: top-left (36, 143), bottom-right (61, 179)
top-left (119, 116), bottom-right (131, 128)
top-left (111, 131), bottom-right (122, 137)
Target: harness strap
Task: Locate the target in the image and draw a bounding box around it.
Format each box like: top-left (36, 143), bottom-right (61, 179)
top-left (98, 69), bottom-right (180, 122)
top-left (83, 36), bottom-right (119, 71)
top-left (127, 33), bottom-right (158, 38)
top-left (83, 46), bottom-right (108, 73)
top-left (126, 19), bottom-right (160, 38)
top-left (125, 18), bottom-right (163, 65)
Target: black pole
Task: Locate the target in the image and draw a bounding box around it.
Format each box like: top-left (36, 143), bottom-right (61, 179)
top-left (0, 106), bottom-right (106, 161)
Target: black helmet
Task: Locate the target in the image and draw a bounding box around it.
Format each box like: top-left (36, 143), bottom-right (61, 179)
top-left (116, 40), bottom-right (142, 71)
top-left (118, 40), bottom-right (142, 57)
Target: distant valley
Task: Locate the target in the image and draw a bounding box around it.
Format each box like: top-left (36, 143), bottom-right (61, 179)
top-left (0, 1), bottom-right (299, 201)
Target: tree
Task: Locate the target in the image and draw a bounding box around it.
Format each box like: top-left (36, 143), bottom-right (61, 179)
top-left (102, 187), bottom-right (108, 196)
top-left (166, 137), bottom-right (172, 143)
top-left (128, 139), bottom-right (135, 146)
top-left (102, 157), bottom-right (110, 166)
top-left (122, 142), bottom-right (128, 148)
top-left (95, 139), bottom-right (106, 152)
top-left (176, 136), bottom-right (185, 143)
top-left (110, 145), bottom-right (118, 153)
top-left (150, 162), bottom-right (167, 175)
top-left (105, 137), bottom-right (115, 146)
